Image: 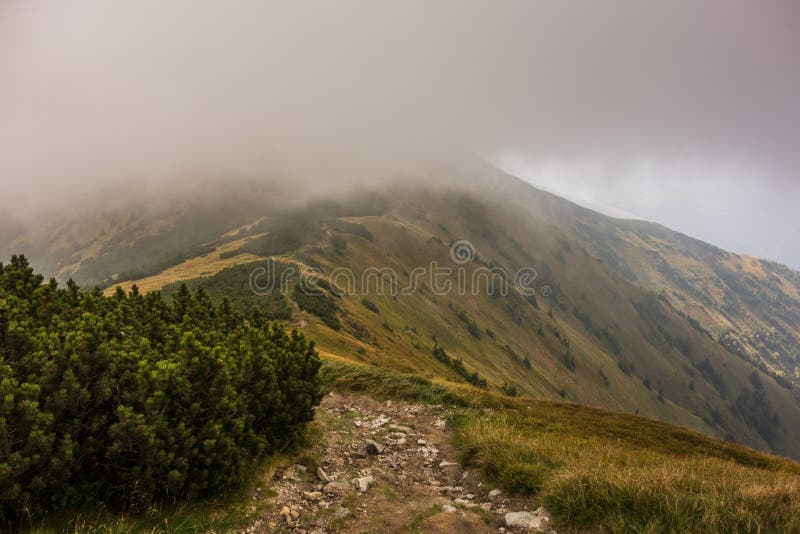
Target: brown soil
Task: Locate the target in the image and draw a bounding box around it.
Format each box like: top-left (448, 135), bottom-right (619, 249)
top-left (242, 392), bottom-right (553, 533)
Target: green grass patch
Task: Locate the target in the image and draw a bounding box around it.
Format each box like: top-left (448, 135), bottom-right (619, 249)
top-left (320, 361), bottom-right (471, 407)
top-left (407, 504), bottom-right (443, 532)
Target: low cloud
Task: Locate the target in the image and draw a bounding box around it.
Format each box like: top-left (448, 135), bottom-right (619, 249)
top-left (1, 1), bottom-right (798, 264)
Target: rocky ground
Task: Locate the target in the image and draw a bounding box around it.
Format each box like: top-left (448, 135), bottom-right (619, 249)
top-left (243, 392), bottom-right (554, 533)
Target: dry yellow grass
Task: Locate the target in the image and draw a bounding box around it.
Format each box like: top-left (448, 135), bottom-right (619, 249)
top-left (103, 238), bottom-right (261, 295)
top-left (454, 408), bottom-right (800, 532)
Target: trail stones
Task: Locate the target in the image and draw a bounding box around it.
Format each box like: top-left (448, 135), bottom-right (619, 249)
top-left (353, 475), bottom-right (374, 492)
top-left (365, 439), bottom-right (385, 454)
top-left (260, 395), bottom-right (492, 533)
top-left (371, 415), bottom-right (391, 428)
top-left (323, 479), bottom-right (350, 495)
top-left (279, 505), bottom-right (299, 524)
top-left (316, 466), bottom-right (330, 483)
top-left (505, 508), bottom-right (550, 531)
top-left (334, 506), bottom-right (352, 520)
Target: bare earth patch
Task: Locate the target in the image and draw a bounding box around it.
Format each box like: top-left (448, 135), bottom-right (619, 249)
top-left (243, 392), bottom-right (554, 533)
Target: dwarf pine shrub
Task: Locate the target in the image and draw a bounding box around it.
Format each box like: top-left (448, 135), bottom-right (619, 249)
top-left (0, 255), bottom-right (322, 521)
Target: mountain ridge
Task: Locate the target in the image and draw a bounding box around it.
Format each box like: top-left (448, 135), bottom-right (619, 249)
top-left (3, 170), bottom-right (800, 461)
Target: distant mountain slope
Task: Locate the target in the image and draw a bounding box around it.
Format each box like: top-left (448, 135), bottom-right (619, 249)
top-left (487, 172), bottom-right (800, 387)
top-left (5, 171), bottom-right (800, 460)
top-left (0, 181), bottom-right (284, 286)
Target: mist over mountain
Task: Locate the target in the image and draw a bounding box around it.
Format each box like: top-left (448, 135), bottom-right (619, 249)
top-left (3, 2), bottom-right (800, 530)
top-left (5, 168), bottom-right (800, 457)
top-left (2, 0), bottom-right (800, 265)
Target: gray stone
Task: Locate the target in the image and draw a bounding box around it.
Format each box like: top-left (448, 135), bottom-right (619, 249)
top-left (316, 466), bottom-right (330, 483)
top-left (353, 475), bottom-right (374, 493)
top-left (505, 509), bottom-right (549, 531)
top-left (365, 439), bottom-right (385, 455)
top-left (323, 479), bottom-right (350, 495)
top-left (333, 506), bottom-right (352, 520)
top-left (371, 415), bottom-right (390, 427)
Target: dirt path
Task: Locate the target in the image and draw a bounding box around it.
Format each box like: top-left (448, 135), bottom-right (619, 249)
top-left (243, 392), bottom-right (553, 533)
top-left (291, 300), bottom-right (307, 328)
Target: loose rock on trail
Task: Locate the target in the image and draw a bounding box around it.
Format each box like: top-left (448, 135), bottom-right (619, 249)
top-left (243, 392), bottom-right (554, 533)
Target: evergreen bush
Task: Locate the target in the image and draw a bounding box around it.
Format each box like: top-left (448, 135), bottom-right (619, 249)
top-left (0, 255), bottom-right (322, 520)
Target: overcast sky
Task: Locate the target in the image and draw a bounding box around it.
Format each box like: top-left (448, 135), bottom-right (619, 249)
top-left (1, 1), bottom-right (799, 267)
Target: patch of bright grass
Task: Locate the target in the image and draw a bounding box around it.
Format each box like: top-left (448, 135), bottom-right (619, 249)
top-left (320, 361), bottom-right (472, 407)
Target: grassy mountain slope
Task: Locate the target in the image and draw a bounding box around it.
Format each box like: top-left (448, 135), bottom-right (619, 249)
top-left (5, 172), bottom-right (800, 461)
top-left (490, 172), bottom-right (800, 387)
